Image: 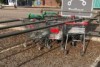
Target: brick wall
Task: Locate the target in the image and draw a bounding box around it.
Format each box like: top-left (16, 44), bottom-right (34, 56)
top-left (41, 0), bottom-right (58, 7)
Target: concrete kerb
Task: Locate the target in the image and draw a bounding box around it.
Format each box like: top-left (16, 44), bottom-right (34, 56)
top-left (91, 37), bottom-right (100, 42)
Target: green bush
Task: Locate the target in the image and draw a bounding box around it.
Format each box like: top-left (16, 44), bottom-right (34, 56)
top-left (0, 0), bottom-right (3, 4)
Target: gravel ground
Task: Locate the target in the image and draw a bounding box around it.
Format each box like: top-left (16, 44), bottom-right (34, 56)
top-left (0, 7), bottom-right (99, 67)
top-left (0, 29), bottom-right (27, 51)
top-left (0, 40), bottom-right (99, 67)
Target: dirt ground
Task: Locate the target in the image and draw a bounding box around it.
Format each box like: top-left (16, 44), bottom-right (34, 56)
top-left (0, 7), bottom-right (100, 67)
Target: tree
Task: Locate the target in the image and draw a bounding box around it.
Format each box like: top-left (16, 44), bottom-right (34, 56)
top-left (0, 0), bottom-right (3, 4)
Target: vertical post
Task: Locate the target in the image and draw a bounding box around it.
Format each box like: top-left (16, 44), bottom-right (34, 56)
top-left (15, 0), bottom-right (17, 6)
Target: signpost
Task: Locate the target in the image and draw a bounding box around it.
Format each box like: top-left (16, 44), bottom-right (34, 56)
top-left (61, 0), bottom-right (93, 17)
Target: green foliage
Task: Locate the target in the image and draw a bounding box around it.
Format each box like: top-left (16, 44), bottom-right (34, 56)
top-left (32, 0), bottom-right (35, 1)
top-left (0, 0), bottom-right (3, 4)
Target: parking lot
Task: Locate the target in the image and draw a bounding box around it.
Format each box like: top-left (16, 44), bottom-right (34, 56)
top-left (0, 7), bottom-right (100, 67)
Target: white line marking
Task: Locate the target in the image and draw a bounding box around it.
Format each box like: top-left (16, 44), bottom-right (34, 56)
top-left (0, 44), bottom-right (22, 54)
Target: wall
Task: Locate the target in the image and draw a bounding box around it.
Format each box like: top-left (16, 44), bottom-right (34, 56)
top-left (40, 0), bottom-right (59, 7)
top-left (45, 0), bottom-right (58, 7)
